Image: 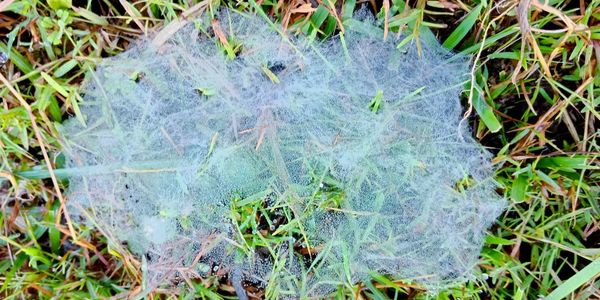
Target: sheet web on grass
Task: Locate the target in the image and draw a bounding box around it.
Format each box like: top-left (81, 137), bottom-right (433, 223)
top-left (60, 10), bottom-right (506, 297)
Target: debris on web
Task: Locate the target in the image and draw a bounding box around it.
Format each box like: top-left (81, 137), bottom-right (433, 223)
top-left (60, 9), bottom-right (506, 297)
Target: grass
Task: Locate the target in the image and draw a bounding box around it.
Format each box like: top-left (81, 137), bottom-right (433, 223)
top-left (0, 0), bottom-right (599, 298)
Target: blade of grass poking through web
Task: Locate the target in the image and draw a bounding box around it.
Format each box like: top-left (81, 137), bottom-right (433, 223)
top-left (342, 0), bottom-right (356, 21)
top-left (442, 3), bottom-right (483, 50)
top-left (369, 90), bottom-right (384, 113)
top-left (544, 257), bottom-right (600, 300)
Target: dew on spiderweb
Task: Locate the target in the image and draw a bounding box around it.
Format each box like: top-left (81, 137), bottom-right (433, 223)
top-left (60, 9), bottom-right (506, 298)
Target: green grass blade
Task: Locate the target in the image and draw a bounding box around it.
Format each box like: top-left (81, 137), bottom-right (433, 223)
top-left (471, 79), bottom-right (502, 133)
top-left (442, 4), bottom-right (483, 50)
top-left (41, 72), bottom-right (69, 97)
top-left (544, 257), bottom-right (600, 300)
top-left (73, 6), bottom-right (109, 25)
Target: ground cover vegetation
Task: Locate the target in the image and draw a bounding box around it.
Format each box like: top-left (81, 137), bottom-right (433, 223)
top-left (0, 0), bottom-right (599, 299)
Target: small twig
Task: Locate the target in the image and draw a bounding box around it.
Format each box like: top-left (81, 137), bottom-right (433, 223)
top-left (159, 127), bottom-right (183, 155)
top-left (383, 0), bottom-right (390, 40)
top-left (119, 0), bottom-right (145, 32)
top-left (232, 267), bottom-right (249, 300)
top-left (519, 80), bottom-right (537, 115)
top-left (211, 19), bottom-right (231, 50)
top-left (255, 127), bottom-right (267, 151)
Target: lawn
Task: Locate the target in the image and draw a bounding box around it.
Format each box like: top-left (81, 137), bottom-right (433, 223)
top-left (0, 0), bottom-right (599, 299)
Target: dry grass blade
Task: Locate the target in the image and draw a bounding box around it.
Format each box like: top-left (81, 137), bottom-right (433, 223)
top-left (151, 0), bottom-right (209, 47)
top-left (0, 72), bottom-right (77, 240)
